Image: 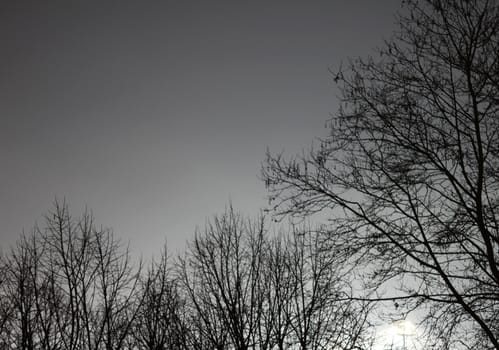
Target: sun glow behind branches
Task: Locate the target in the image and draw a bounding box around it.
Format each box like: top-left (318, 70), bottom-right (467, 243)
top-left (374, 319), bottom-right (423, 350)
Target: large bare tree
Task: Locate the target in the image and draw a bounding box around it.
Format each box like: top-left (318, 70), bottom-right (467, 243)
top-left (263, 0), bottom-right (499, 348)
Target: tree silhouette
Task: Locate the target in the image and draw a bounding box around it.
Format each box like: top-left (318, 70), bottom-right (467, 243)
top-left (131, 245), bottom-right (187, 350)
top-left (0, 202), bottom-right (143, 350)
top-left (282, 225), bottom-right (371, 350)
top-left (263, 0), bottom-right (499, 348)
top-left (177, 208), bottom-right (267, 350)
top-left (178, 208), bottom-right (371, 350)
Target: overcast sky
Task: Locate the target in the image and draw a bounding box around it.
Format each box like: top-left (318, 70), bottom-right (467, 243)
top-left (1, 0), bottom-right (400, 257)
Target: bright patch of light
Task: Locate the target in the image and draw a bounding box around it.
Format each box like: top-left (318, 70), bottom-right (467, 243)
top-left (373, 320), bottom-right (422, 350)
top-left (388, 319), bottom-right (416, 336)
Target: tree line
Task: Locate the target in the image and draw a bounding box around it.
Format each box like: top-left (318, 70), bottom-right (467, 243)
top-left (2, 0), bottom-right (499, 349)
top-left (0, 203), bottom-right (371, 350)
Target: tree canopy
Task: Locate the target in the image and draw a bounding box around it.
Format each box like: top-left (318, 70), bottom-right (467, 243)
top-left (264, 0), bottom-right (499, 348)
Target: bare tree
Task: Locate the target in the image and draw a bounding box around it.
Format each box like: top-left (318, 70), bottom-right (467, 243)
top-left (0, 254), bottom-right (14, 348)
top-left (0, 201), bottom-right (143, 350)
top-left (2, 234), bottom-right (46, 350)
top-left (0, 232), bottom-right (66, 350)
top-left (43, 201), bottom-right (142, 350)
top-left (263, 0), bottom-right (499, 348)
top-left (177, 207), bottom-right (267, 350)
top-left (132, 245), bottom-right (187, 350)
top-left (284, 225), bottom-right (371, 350)
top-left (178, 207), bottom-right (370, 350)
top-left (182, 292), bottom-right (229, 350)
top-left (258, 232), bottom-right (294, 350)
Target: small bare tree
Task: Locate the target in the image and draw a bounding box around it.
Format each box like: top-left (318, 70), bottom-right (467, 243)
top-left (2, 234), bottom-right (54, 350)
top-left (178, 207), bottom-right (267, 350)
top-left (284, 225), bottom-right (371, 350)
top-left (1, 201), bottom-right (143, 350)
top-left (45, 202), bottom-right (143, 350)
top-left (258, 232), bottom-right (294, 350)
top-left (132, 245), bottom-right (187, 350)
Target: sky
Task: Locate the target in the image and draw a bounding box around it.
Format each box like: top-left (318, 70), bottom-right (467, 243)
top-left (1, 0), bottom-right (401, 258)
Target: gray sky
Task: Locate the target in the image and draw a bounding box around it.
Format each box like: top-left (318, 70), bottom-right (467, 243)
top-left (1, 0), bottom-right (400, 257)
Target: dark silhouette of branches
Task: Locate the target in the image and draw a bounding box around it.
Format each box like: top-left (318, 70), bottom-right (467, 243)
top-left (1, 207), bottom-right (373, 350)
top-left (263, 0), bottom-right (499, 348)
top-left (131, 245), bottom-right (187, 350)
top-left (0, 202), bottom-right (143, 350)
top-left (284, 226), bottom-right (372, 350)
top-left (1, 233), bottom-right (62, 350)
top-left (177, 207), bottom-right (267, 350)
top-left (177, 208), bottom-right (371, 350)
